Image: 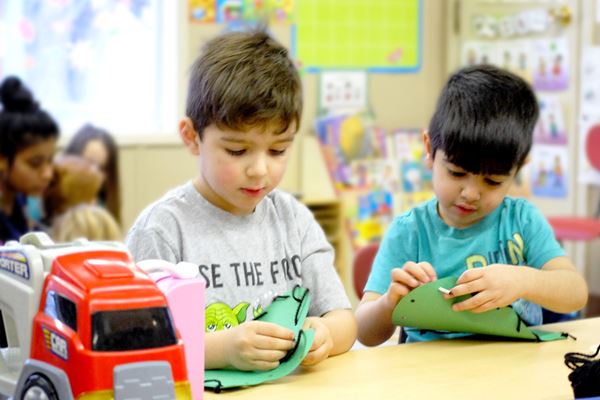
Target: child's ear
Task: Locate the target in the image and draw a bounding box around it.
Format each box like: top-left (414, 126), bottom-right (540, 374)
top-left (422, 130), bottom-right (433, 168)
top-left (179, 118), bottom-right (201, 156)
top-left (0, 156), bottom-right (7, 178)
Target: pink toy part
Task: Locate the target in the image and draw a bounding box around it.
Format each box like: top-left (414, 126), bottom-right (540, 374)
top-left (138, 260), bottom-right (205, 400)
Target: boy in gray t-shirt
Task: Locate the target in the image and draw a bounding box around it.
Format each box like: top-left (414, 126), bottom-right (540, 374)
top-left (126, 28), bottom-right (357, 371)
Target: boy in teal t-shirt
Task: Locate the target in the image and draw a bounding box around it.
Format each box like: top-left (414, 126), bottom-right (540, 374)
top-left (355, 65), bottom-right (588, 344)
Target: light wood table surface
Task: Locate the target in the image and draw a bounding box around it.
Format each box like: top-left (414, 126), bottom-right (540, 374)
top-left (204, 317), bottom-right (600, 400)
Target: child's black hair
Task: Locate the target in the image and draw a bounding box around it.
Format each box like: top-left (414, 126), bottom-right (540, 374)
top-left (428, 65), bottom-right (538, 175)
top-left (0, 76), bottom-right (59, 163)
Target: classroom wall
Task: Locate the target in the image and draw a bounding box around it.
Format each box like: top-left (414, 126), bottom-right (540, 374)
top-left (120, 142), bottom-right (195, 231)
top-left (117, 1), bottom-right (599, 301)
top-left (298, 1), bottom-right (448, 303)
top-left (300, 2), bottom-right (447, 201)
top-left (580, 0), bottom-right (600, 297)
top-left (118, 2), bottom-right (448, 304)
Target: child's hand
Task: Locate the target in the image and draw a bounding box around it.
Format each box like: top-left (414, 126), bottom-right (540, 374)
top-left (447, 264), bottom-right (526, 313)
top-left (384, 261), bottom-right (437, 309)
top-left (300, 316), bottom-right (334, 366)
top-left (223, 321), bottom-right (296, 371)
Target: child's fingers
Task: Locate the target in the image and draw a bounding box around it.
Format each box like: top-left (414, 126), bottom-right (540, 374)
top-left (420, 262), bottom-right (437, 282)
top-left (391, 267), bottom-right (421, 288)
top-left (452, 294), bottom-right (495, 313)
top-left (254, 333), bottom-right (296, 351)
top-left (448, 278), bottom-right (486, 298)
top-left (253, 321), bottom-right (295, 340)
top-left (385, 281), bottom-right (411, 307)
top-left (451, 284), bottom-right (495, 311)
top-left (455, 267), bottom-right (484, 285)
top-left (403, 263), bottom-right (433, 285)
top-left (301, 345), bottom-right (328, 366)
top-left (248, 357), bottom-right (283, 371)
top-left (252, 348), bottom-right (290, 362)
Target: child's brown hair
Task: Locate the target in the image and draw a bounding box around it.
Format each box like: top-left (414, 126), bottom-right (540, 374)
top-left (186, 28), bottom-right (302, 139)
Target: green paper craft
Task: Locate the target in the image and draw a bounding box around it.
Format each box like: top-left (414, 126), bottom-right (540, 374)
top-left (391, 276), bottom-right (569, 341)
top-left (204, 286), bottom-right (315, 392)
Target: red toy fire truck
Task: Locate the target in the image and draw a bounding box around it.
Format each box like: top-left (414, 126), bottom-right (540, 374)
top-left (0, 232), bottom-right (192, 399)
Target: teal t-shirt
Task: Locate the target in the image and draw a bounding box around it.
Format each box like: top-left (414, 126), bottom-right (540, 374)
top-left (364, 197), bottom-right (565, 342)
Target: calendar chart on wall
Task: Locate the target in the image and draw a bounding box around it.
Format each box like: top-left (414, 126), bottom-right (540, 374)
top-left (294, 0), bottom-right (422, 73)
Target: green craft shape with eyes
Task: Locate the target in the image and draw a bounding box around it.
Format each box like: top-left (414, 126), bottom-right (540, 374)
top-left (204, 286), bottom-right (315, 392)
top-left (391, 276), bottom-right (569, 341)
top-left (205, 302), bottom-right (249, 332)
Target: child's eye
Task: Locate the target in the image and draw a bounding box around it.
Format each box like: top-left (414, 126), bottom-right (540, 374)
top-left (485, 178), bottom-right (502, 186)
top-left (226, 149), bottom-right (246, 156)
top-left (27, 157), bottom-right (46, 169)
top-left (270, 148), bottom-right (287, 156)
top-left (448, 169), bottom-right (466, 177)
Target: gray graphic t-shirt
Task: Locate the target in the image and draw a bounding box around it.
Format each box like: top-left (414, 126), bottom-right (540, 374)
top-left (126, 182), bottom-right (351, 330)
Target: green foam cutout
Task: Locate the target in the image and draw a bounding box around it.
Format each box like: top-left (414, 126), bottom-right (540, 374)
top-left (204, 286), bottom-right (315, 391)
top-left (391, 276), bottom-right (568, 342)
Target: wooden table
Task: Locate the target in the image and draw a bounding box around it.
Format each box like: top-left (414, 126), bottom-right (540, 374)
top-left (204, 317), bottom-right (600, 400)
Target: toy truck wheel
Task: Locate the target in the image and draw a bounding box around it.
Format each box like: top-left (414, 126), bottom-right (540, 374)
top-left (20, 374), bottom-right (59, 400)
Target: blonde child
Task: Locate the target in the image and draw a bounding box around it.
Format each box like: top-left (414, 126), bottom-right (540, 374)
top-left (52, 204), bottom-right (122, 242)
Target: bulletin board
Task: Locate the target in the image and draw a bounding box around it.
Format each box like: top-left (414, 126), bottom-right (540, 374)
top-left (294, 0), bottom-right (422, 73)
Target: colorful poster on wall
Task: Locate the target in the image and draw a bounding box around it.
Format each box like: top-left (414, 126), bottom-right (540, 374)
top-left (192, 0), bottom-right (294, 24)
top-left (580, 47), bottom-right (600, 116)
top-left (462, 41), bottom-right (499, 66)
top-left (216, 0), bottom-right (244, 23)
top-left (534, 95), bottom-right (567, 145)
top-left (531, 38), bottom-right (569, 92)
top-left (319, 71), bottom-right (368, 113)
top-left (243, 0), bottom-right (294, 24)
top-left (315, 113), bottom-right (377, 189)
top-left (496, 40), bottom-right (533, 82)
top-left (531, 145), bottom-right (568, 198)
top-left (189, 0), bottom-right (217, 22)
top-left (315, 114), bottom-right (432, 247)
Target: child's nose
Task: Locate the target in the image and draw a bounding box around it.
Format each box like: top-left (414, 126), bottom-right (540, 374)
top-left (41, 163), bottom-right (54, 182)
top-left (460, 181), bottom-right (481, 201)
top-left (247, 155), bottom-right (268, 177)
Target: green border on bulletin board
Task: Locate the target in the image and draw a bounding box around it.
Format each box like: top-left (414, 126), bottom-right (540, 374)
top-left (293, 0), bottom-right (422, 73)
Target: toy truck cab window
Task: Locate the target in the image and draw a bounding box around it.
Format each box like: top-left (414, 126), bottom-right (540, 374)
top-left (44, 291), bottom-right (77, 332)
top-left (91, 306), bottom-right (177, 351)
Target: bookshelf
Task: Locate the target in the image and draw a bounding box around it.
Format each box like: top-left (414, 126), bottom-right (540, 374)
top-left (303, 199), bottom-right (344, 275)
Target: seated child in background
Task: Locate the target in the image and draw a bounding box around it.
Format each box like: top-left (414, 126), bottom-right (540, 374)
top-left (126, 28), bottom-right (357, 371)
top-left (0, 76), bottom-right (59, 244)
top-left (0, 76), bottom-right (59, 348)
top-left (355, 65), bottom-right (588, 345)
top-left (64, 124), bottom-right (122, 224)
top-left (43, 155), bottom-right (103, 224)
top-left (52, 204), bottom-right (122, 242)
